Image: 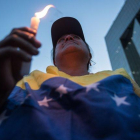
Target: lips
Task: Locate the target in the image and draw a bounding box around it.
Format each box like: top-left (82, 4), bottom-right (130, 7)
top-left (65, 41), bottom-right (78, 46)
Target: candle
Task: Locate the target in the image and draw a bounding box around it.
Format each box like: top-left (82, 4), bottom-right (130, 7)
top-left (30, 5), bottom-right (54, 31)
top-left (20, 5), bottom-right (55, 77)
top-left (30, 17), bottom-right (40, 31)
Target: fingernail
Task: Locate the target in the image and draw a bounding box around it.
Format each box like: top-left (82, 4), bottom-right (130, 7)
top-left (31, 29), bottom-right (37, 34)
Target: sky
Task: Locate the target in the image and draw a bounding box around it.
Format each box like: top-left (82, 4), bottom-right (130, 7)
top-left (0, 0), bottom-right (125, 74)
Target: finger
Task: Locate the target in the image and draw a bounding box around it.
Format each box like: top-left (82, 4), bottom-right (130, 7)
top-left (0, 35), bottom-right (39, 55)
top-left (0, 47), bottom-right (32, 62)
top-left (11, 27), bottom-right (36, 36)
top-left (10, 29), bottom-right (41, 48)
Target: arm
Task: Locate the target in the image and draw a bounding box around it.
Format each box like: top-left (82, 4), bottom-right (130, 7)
top-left (0, 27), bottom-right (41, 109)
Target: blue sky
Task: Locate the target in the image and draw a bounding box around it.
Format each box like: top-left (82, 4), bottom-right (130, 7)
top-left (0, 0), bottom-right (125, 73)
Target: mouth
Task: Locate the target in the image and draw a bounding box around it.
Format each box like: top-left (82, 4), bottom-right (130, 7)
top-left (64, 41), bottom-right (78, 46)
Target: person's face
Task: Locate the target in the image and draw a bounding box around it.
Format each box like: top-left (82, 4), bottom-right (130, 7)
top-left (54, 34), bottom-right (91, 66)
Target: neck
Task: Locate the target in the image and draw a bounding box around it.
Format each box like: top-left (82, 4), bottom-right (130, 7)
top-left (56, 60), bottom-right (89, 76)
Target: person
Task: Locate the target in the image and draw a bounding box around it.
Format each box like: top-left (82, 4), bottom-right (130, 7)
top-left (0, 17), bottom-right (140, 140)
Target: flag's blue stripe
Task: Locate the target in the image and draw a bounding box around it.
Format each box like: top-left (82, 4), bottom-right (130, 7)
top-left (0, 75), bottom-right (139, 140)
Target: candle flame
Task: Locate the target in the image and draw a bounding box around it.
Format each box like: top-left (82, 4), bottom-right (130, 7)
top-left (35, 5), bottom-right (55, 19)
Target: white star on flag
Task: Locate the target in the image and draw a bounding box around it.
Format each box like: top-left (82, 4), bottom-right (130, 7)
top-left (86, 83), bottom-right (100, 93)
top-left (38, 96), bottom-right (52, 107)
top-left (0, 110), bottom-right (9, 125)
top-left (111, 94), bottom-right (130, 107)
top-left (55, 84), bottom-right (68, 97)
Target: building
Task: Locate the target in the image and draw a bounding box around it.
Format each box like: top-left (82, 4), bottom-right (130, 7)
top-left (105, 0), bottom-right (140, 86)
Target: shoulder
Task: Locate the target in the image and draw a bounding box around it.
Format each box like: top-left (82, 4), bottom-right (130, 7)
top-left (111, 68), bottom-right (140, 97)
top-left (16, 67), bottom-right (58, 90)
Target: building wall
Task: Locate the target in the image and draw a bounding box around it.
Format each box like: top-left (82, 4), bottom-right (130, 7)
top-left (105, 0), bottom-right (140, 85)
top-left (133, 19), bottom-right (140, 56)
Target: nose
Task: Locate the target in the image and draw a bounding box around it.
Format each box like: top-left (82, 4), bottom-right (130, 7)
top-left (65, 35), bottom-right (74, 41)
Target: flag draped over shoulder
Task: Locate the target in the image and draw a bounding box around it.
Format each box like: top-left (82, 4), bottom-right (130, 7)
top-left (0, 75), bottom-right (140, 140)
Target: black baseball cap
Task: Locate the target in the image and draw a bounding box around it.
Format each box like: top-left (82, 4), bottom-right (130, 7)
top-left (51, 17), bottom-right (85, 48)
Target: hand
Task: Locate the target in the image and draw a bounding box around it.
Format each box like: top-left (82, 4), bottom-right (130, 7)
top-left (0, 27), bottom-right (41, 105)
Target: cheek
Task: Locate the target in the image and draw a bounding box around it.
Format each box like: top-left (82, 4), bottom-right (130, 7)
top-left (82, 44), bottom-right (90, 55)
top-left (54, 45), bottom-right (63, 61)
top-left (55, 45), bottom-right (60, 56)
top-left (55, 47), bottom-right (61, 57)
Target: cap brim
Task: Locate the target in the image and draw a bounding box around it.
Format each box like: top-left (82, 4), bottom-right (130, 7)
top-left (51, 17), bottom-right (85, 48)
